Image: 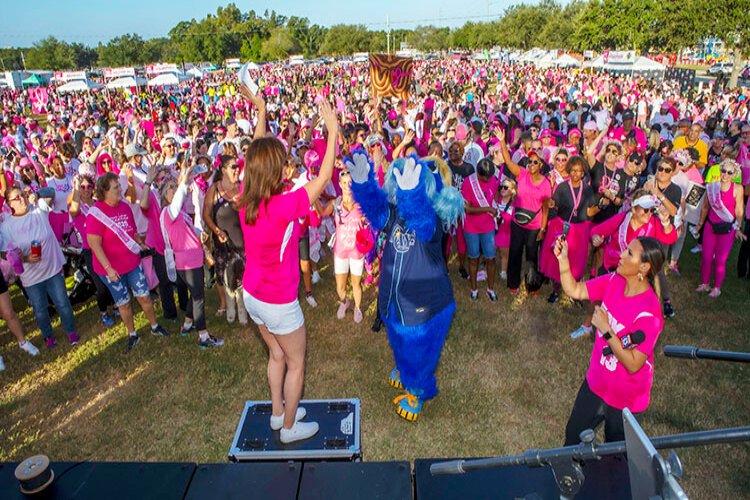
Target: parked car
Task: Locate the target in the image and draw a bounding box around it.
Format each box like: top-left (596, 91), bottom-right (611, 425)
top-left (708, 62), bottom-right (734, 75)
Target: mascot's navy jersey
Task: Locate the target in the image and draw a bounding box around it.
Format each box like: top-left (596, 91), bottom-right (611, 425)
top-left (379, 205), bottom-right (453, 326)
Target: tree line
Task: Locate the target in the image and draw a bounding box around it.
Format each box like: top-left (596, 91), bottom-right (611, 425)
top-left (0, 1), bottom-right (746, 71)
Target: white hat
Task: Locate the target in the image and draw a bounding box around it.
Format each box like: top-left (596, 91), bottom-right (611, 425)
top-left (632, 195), bottom-right (658, 210)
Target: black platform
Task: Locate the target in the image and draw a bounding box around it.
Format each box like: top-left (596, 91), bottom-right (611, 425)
top-left (0, 461), bottom-right (195, 500)
top-left (414, 455), bottom-right (630, 500)
top-left (185, 462), bottom-right (301, 500)
top-left (299, 461), bottom-right (412, 500)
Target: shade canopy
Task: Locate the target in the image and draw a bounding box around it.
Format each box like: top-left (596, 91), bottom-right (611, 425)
top-left (57, 79), bottom-right (104, 92)
top-left (107, 76), bottom-right (147, 89)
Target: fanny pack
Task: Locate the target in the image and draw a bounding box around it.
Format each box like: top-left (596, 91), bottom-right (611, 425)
top-left (514, 207), bottom-right (540, 226)
top-left (709, 220), bottom-right (734, 235)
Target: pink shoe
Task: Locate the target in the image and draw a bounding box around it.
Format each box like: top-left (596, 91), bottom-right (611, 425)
top-left (336, 300), bottom-right (350, 319)
top-left (708, 288), bottom-right (721, 298)
top-left (353, 308), bottom-right (363, 324)
top-left (362, 275), bottom-right (374, 286)
top-left (695, 284), bottom-right (710, 293)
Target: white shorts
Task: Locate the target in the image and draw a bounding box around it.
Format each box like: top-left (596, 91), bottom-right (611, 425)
top-left (242, 291), bottom-right (304, 335)
top-left (334, 255), bottom-right (365, 276)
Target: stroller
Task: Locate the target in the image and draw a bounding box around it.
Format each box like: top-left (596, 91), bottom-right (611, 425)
top-left (61, 228), bottom-right (97, 307)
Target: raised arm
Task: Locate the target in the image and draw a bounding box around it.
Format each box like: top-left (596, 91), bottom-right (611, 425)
top-left (585, 127), bottom-right (609, 168)
top-left (303, 99), bottom-right (339, 205)
top-left (239, 84), bottom-right (266, 140)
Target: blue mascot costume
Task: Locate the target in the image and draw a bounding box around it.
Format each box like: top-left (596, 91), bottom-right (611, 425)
top-left (347, 153), bottom-right (464, 421)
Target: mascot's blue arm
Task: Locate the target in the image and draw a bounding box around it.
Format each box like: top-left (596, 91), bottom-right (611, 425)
top-left (350, 178), bottom-right (389, 231)
top-left (396, 186), bottom-right (435, 243)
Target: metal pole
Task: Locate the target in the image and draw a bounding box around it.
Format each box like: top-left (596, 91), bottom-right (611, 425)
top-left (664, 346), bottom-right (750, 363)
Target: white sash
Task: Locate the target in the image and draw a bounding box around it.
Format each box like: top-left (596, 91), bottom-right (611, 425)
top-left (88, 206), bottom-right (141, 255)
top-left (706, 182), bottom-right (734, 223)
top-left (618, 213), bottom-right (654, 252)
top-left (469, 173), bottom-right (496, 230)
top-left (159, 208), bottom-right (180, 283)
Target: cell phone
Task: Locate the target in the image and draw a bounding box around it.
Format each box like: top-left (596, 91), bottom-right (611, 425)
top-left (562, 221), bottom-right (571, 241)
top-left (193, 163), bottom-right (208, 175)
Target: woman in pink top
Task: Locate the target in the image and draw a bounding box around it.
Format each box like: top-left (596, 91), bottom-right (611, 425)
top-left (555, 235), bottom-right (666, 445)
top-left (696, 160), bottom-right (746, 297)
top-left (160, 164), bottom-right (222, 348)
top-left (238, 93), bottom-right (338, 445)
top-left (87, 172), bottom-right (170, 352)
top-left (320, 168), bottom-right (366, 323)
top-left (68, 173), bottom-right (116, 326)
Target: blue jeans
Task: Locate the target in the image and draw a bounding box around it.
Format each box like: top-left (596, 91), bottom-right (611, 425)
top-left (100, 264), bottom-right (150, 308)
top-left (25, 272), bottom-right (77, 339)
top-left (465, 230), bottom-right (496, 259)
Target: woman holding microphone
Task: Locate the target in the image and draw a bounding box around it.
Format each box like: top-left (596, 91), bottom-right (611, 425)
top-left (555, 235), bottom-right (666, 444)
top-left (238, 88), bottom-right (339, 444)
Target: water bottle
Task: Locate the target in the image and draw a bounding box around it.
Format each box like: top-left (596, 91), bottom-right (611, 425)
top-left (6, 244), bottom-right (24, 275)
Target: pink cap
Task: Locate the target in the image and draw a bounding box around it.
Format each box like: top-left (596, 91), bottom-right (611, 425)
top-left (387, 109), bottom-right (398, 121)
top-left (455, 123), bottom-right (469, 141)
top-left (583, 121), bottom-right (598, 131)
top-left (304, 149), bottom-right (321, 169)
top-left (540, 129), bottom-right (552, 139)
top-left (568, 128), bottom-right (582, 138)
top-left (19, 157), bottom-right (31, 168)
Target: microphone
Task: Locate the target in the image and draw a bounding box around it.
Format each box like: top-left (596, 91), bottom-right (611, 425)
top-left (603, 331), bottom-right (646, 357)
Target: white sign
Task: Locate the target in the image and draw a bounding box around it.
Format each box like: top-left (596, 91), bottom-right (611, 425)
top-left (606, 51), bottom-right (636, 64)
top-left (147, 63), bottom-right (178, 75)
top-left (56, 71), bottom-right (87, 81)
top-left (104, 67), bottom-right (135, 79)
top-left (584, 50), bottom-right (594, 59)
top-left (225, 58), bottom-right (241, 69)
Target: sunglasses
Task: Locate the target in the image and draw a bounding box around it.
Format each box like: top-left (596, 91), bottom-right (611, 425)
top-left (720, 168), bottom-right (735, 175)
top-left (555, 157), bottom-right (567, 163)
top-left (657, 166), bottom-right (672, 173)
top-left (638, 206), bottom-right (655, 214)
top-left (528, 159), bottom-right (542, 165)
top-left (340, 170), bottom-right (351, 176)
top-left (500, 185), bottom-right (511, 191)
top-left (606, 148), bottom-right (619, 154)
top-left (80, 184), bottom-right (94, 190)
top-left (7, 195), bottom-right (25, 203)
top-left (226, 164), bottom-right (240, 170)
top-left (101, 159), bottom-right (111, 164)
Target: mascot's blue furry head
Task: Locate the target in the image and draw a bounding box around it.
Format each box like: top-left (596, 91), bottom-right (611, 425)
top-left (384, 155), bottom-right (464, 230)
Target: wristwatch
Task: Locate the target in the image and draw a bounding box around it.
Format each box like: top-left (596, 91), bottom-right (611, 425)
top-left (602, 330), bottom-right (612, 341)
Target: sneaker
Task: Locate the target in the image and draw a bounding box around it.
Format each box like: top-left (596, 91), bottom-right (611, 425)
top-left (708, 288), bottom-right (722, 298)
top-left (45, 337), bottom-right (57, 349)
top-left (126, 334), bottom-right (140, 352)
top-left (0, 355), bottom-right (4, 371)
top-left (67, 332), bottom-right (80, 345)
top-left (499, 271), bottom-right (507, 281)
top-left (336, 300), bottom-right (350, 320)
top-left (270, 407), bottom-right (307, 431)
top-left (459, 268), bottom-right (469, 280)
top-left (695, 284), bottom-right (711, 293)
top-left (570, 325), bottom-right (593, 339)
top-left (477, 270), bottom-right (487, 282)
top-left (486, 289), bottom-right (498, 302)
top-left (690, 245), bottom-right (702, 254)
top-left (353, 308), bottom-right (363, 324)
top-left (547, 291), bottom-right (560, 304)
top-left (279, 420), bottom-right (320, 444)
top-left (509, 288), bottom-right (518, 295)
top-left (100, 313), bottom-right (115, 327)
top-left (305, 294), bottom-right (318, 308)
top-left (199, 335), bottom-right (225, 348)
top-left (311, 271), bottom-right (321, 285)
top-left (663, 300), bottom-right (675, 318)
top-left (667, 263), bottom-right (681, 277)
top-left (470, 289), bottom-right (479, 301)
top-left (19, 340), bottom-right (40, 356)
top-left (151, 324), bottom-right (171, 337)
top-left (180, 323), bottom-right (196, 337)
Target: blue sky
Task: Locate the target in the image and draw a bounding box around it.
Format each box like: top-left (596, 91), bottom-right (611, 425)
top-left (2, 0), bottom-right (523, 47)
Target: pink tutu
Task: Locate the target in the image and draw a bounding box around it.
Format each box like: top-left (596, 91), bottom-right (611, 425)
top-left (494, 211), bottom-right (512, 248)
top-left (539, 218), bottom-right (591, 283)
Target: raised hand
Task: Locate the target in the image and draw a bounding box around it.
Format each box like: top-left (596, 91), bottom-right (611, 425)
top-left (393, 158), bottom-right (421, 191)
top-left (319, 98), bottom-right (339, 135)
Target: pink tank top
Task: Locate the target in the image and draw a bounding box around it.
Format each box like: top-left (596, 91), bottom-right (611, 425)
top-left (708, 185), bottom-right (736, 224)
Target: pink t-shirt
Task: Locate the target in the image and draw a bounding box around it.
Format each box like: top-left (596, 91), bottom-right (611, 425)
top-left (585, 273), bottom-right (663, 412)
top-left (141, 191), bottom-right (166, 255)
top-left (333, 200), bottom-right (365, 260)
top-left (461, 175), bottom-right (499, 234)
top-left (71, 209), bottom-right (90, 250)
top-left (86, 201), bottom-right (141, 276)
top-left (163, 209), bottom-right (203, 270)
top-left (513, 168), bottom-right (552, 230)
top-left (240, 188), bottom-right (311, 304)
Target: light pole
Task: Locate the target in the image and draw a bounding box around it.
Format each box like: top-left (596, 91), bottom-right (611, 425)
top-left (386, 16), bottom-right (391, 55)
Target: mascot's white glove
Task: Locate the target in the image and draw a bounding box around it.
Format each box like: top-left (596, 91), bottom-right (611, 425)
top-left (345, 153), bottom-right (370, 184)
top-left (394, 158), bottom-right (421, 191)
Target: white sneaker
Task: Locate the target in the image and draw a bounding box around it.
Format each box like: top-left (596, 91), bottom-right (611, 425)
top-left (311, 271), bottom-right (321, 285)
top-left (306, 294), bottom-right (318, 307)
top-left (690, 245), bottom-right (702, 254)
top-left (19, 340), bottom-right (40, 356)
top-left (270, 407), bottom-right (307, 431)
top-left (279, 420), bottom-right (319, 444)
top-left (0, 355), bottom-right (5, 371)
top-left (500, 271), bottom-right (507, 281)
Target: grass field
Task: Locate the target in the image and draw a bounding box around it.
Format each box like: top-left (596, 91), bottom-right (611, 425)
top-left (1, 235), bottom-right (749, 499)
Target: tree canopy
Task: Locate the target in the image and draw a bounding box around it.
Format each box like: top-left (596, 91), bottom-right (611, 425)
top-left (4, 1), bottom-right (746, 70)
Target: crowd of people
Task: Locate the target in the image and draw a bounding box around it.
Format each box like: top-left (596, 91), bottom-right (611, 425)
top-left (1, 58), bottom-right (749, 441)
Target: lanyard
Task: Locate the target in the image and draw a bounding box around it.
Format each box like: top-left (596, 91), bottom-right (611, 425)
top-left (567, 181), bottom-right (583, 220)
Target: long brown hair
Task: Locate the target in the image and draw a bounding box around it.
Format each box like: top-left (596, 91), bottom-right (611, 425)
top-left (239, 137), bottom-right (287, 225)
top-left (636, 236), bottom-right (665, 306)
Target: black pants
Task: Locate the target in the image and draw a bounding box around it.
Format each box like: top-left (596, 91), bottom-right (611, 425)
top-left (152, 252), bottom-right (188, 320)
top-left (82, 249), bottom-right (114, 313)
top-left (507, 221), bottom-right (540, 290)
top-left (564, 379), bottom-right (639, 445)
top-left (738, 218), bottom-right (750, 279)
top-left (177, 267), bottom-right (206, 331)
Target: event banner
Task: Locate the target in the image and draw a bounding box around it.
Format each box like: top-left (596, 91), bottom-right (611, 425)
top-left (369, 54), bottom-right (413, 101)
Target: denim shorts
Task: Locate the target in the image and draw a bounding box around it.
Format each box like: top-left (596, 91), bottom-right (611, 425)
top-left (465, 231), bottom-right (496, 259)
top-left (101, 264), bottom-right (150, 307)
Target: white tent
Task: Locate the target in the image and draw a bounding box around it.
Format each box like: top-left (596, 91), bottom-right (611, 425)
top-left (186, 67), bottom-right (203, 78)
top-left (630, 56), bottom-right (665, 72)
top-left (246, 62), bottom-right (260, 70)
top-left (554, 54), bottom-right (581, 68)
top-left (147, 72), bottom-right (192, 87)
top-left (584, 55), bottom-right (665, 77)
top-left (107, 76), bottom-right (147, 89)
top-left (57, 79), bottom-right (104, 93)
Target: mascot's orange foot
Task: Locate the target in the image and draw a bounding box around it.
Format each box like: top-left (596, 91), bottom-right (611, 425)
top-left (393, 392), bottom-right (422, 422)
